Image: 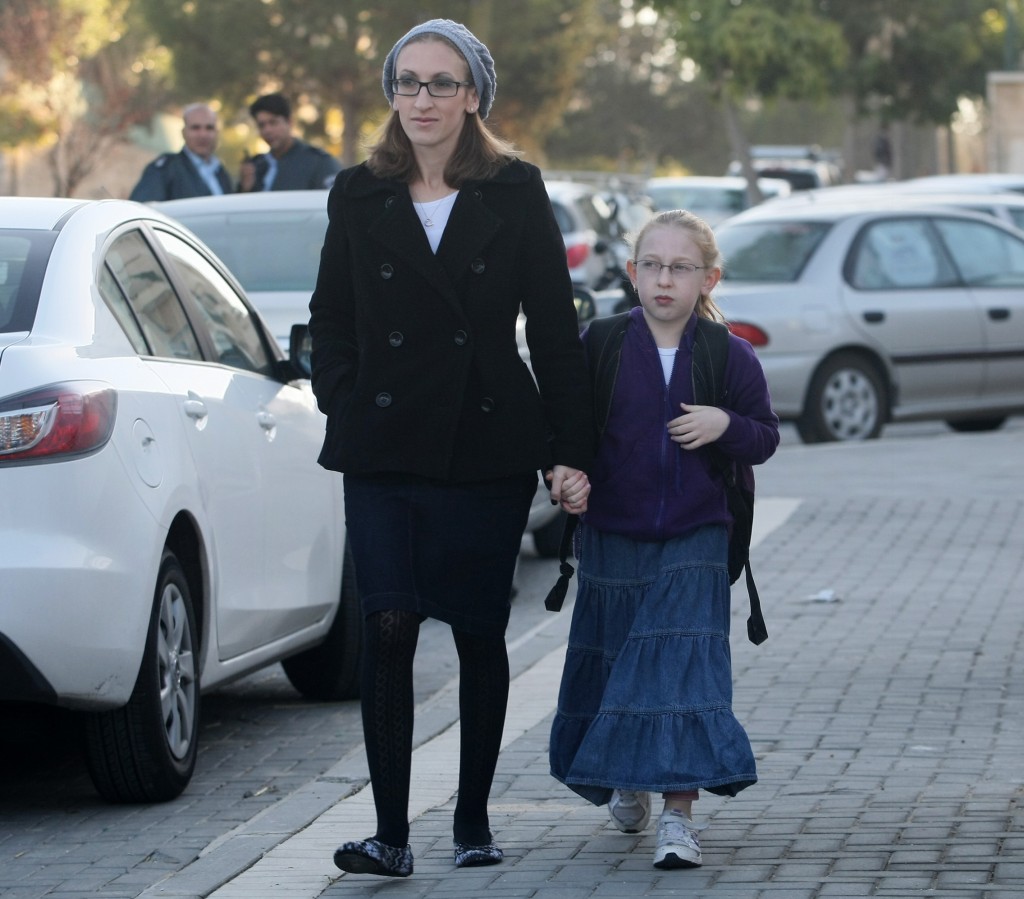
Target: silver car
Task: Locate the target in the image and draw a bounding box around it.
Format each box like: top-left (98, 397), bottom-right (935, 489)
top-left (714, 201), bottom-right (1024, 442)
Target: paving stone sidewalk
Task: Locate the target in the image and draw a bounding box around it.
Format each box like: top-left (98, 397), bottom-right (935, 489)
top-left (153, 425), bottom-right (1024, 898)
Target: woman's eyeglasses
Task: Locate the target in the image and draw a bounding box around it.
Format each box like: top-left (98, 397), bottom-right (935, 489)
top-left (392, 79), bottom-right (473, 98)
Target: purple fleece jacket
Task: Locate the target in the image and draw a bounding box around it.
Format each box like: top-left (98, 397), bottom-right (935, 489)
top-left (583, 307), bottom-right (780, 542)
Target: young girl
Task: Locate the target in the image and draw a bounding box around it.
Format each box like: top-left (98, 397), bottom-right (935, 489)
top-left (549, 210), bottom-right (779, 870)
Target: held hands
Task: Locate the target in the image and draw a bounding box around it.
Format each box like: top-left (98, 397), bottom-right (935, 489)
top-left (546, 465), bottom-right (590, 514)
top-left (667, 403), bottom-right (730, 450)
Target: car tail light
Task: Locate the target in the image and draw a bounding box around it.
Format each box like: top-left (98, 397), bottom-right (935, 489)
top-left (727, 322), bottom-right (769, 347)
top-left (0, 382), bottom-right (117, 463)
top-left (565, 243), bottom-right (590, 269)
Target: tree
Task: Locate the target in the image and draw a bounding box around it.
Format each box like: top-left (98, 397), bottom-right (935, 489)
top-left (0, 0), bottom-right (171, 196)
top-left (651, 0), bottom-right (847, 197)
top-left (136, 0), bottom-right (598, 167)
top-left (819, 0), bottom-right (1004, 177)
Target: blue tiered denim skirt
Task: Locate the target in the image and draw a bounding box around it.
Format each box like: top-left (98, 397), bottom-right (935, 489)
top-left (549, 524), bottom-right (757, 806)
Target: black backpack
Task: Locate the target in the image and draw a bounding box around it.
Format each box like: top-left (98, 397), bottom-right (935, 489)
top-left (544, 312), bottom-right (767, 645)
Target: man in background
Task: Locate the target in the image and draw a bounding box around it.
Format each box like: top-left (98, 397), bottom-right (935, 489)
top-left (239, 93), bottom-right (341, 191)
top-left (129, 103), bottom-right (233, 202)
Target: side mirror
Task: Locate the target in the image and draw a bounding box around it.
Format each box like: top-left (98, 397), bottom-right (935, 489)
top-left (289, 323), bottom-right (313, 378)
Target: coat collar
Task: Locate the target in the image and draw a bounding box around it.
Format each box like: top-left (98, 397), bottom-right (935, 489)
top-left (343, 160), bottom-right (530, 310)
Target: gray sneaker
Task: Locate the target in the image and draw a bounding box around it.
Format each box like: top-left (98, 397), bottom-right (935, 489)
top-left (653, 809), bottom-right (703, 869)
top-left (608, 789), bottom-right (652, 833)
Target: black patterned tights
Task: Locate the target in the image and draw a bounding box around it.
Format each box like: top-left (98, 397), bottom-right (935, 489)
top-left (361, 609), bottom-right (510, 848)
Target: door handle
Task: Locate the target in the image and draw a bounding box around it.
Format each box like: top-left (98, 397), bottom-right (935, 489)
top-left (863, 311), bottom-right (885, 324)
top-left (987, 307), bottom-right (1010, 321)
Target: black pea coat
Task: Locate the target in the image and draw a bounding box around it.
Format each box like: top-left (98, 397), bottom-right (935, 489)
top-left (308, 159), bottom-right (595, 483)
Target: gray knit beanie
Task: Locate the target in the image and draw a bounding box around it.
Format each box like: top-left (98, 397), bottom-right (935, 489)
top-left (382, 19), bottom-right (497, 119)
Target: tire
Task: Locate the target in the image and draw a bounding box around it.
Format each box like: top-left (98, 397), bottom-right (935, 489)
top-left (84, 549), bottom-right (200, 803)
top-left (281, 543), bottom-right (362, 701)
top-left (796, 353), bottom-right (886, 443)
top-left (532, 510), bottom-right (568, 559)
top-left (946, 417), bottom-right (1006, 433)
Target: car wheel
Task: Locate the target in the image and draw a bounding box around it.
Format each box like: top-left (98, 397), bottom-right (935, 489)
top-left (797, 353), bottom-right (886, 443)
top-left (281, 543), bottom-right (362, 701)
top-left (84, 549), bottom-right (199, 802)
top-left (533, 510), bottom-right (568, 559)
top-left (946, 418), bottom-right (1006, 433)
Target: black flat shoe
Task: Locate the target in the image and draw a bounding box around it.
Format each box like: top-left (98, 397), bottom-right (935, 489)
top-left (333, 838), bottom-right (413, 877)
top-left (454, 840), bottom-right (503, 868)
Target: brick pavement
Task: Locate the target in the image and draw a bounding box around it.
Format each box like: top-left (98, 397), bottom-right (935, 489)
top-left (143, 423), bottom-right (1024, 898)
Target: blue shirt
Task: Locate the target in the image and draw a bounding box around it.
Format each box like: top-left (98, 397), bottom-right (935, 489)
top-left (184, 148), bottom-right (226, 196)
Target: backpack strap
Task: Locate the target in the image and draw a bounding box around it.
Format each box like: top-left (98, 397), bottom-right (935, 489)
top-left (693, 318), bottom-right (767, 645)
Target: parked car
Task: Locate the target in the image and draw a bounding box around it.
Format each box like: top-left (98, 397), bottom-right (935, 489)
top-left (895, 173), bottom-right (1024, 195)
top-left (644, 175), bottom-right (792, 226)
top-left (713, 201), bottom-right (1024, 442)
top-left (770, 185), bottom-right (1024, 232)
top-left (156, 191), bottom-right (572, 555)
top-left (0, 197), bottom-right (360, 803)
top-left (544, 180), bottom-right (622, 289)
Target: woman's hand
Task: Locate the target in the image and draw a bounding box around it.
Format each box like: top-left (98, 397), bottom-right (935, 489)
top-left (546, 465), bottom-right (590, 514)
top-left (667, 403), bottom-right (730, 450)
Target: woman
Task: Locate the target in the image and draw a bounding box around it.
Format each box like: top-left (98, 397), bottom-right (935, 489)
top-left (308, 19), bottom-right (594, 878)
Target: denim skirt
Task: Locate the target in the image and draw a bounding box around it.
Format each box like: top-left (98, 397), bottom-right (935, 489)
top-left (343, 472), bottom-right (536, 638)
top-left (549, 523), bottom-right (757, 805)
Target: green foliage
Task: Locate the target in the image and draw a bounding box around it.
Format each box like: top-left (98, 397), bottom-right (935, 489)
top-left (653, 0), bottom-right (848, 101)
top-left (819, 0), bottom-right (1005, 124)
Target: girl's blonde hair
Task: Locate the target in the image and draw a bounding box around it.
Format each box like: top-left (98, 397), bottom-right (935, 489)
top-left (628, 209), bottom-right (727, 323)
top-left (366, 33), bottom-right (520, 186)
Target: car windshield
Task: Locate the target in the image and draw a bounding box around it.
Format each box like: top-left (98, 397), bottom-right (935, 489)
top-left (717, 220), bottom-right (831, 282)
top-left (172, 210), bottom-right (327, 293)
top-left (0, 231), bottom-right (58, 333)
top-left (648, 186), bottom-right (746, 215)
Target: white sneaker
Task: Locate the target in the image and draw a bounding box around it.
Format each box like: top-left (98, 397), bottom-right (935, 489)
top-left (653, 809), bottom-right (703, 869)
top-left (608, 789), bottom-right (651, 833)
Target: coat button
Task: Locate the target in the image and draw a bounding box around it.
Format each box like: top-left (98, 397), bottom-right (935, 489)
top-left (380, 264), bottom-right (394, 279)
top-left (388, 331), bottom-right (404, 347)
top-left (470, 258), bottom-right (485, 274)
top-left (385, 196), bottom-right (396, 208)
top-left (480, 396), bottom-right (495, 413)
top-left (473, 189), bottom-right (483, 201)
top-left (375, 392), bottom-right (392, 407)
top-left (454, 330), bottom-right (468, 346)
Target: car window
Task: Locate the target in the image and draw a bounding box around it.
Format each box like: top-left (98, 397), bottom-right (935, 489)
top-left (98, 264), bottom-right (150, 354)
top-left (717, 221), bottom-right (831, 282)
top-left (0, 232), bottom-right (56, 333)
top-left (933, 217), bottom-right (1024, 287)
top-left (848, 219), bottom-right (958, 289)
top-left (105, 230), bottom-right (203, 360)
top-left (154, 230), bottom-right (273, 375)
top-left (175, 210), bottom-right (327, 293)
top-left (1007, 208), bottom-right (1024, 231)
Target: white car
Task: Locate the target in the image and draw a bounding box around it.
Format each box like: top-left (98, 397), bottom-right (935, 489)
top-left (644, 175), bottom-right (792, 226)
top-left (0, 197), bottom-right (359, 803)
top-left (157, 191), bottom-right (576, 557)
